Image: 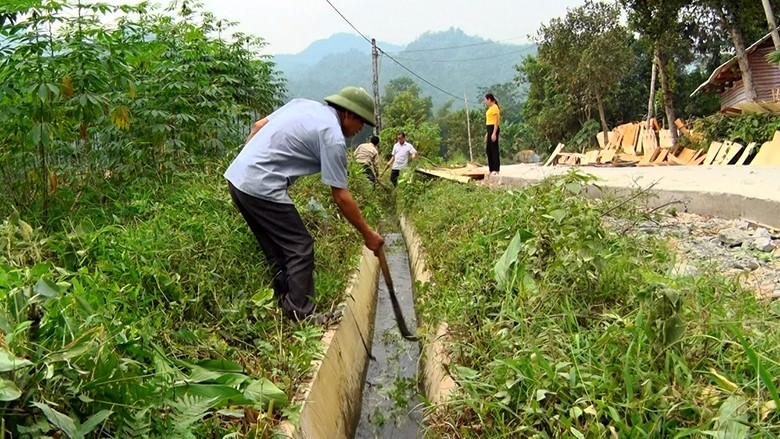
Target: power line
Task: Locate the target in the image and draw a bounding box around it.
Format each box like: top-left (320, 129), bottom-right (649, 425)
top-left (323, 0), bottom-right (372, 44)
top-left (392, 47), bottom-right (534, 63)
top-left (378, 48), bottom-right (461, 100)
top-left (385, 35), bottom-right (530, 54)
top-left (323, 0), bottom-right (461, 100)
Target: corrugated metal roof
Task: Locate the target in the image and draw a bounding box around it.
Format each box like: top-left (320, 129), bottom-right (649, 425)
top-left (691, 32), bottom-right (776, 97)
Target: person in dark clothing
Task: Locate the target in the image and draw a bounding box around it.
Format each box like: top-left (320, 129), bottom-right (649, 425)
top-left (354, 135), bottom-right (381, 184)
top-left (224, 86), bottom-right (384, 324)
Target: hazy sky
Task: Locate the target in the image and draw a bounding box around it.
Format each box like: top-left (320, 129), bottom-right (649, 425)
top-left (110, 0), bottom-right (586, 54)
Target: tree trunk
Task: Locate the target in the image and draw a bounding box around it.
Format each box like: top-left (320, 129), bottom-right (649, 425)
top-left (654, 47), bottom-right (679, 151)
top-left (647, 59), bottom-right (657, 127)
top-left (596, 93), bottom-right (609, 150)
top-left (762, 0), bottom-right (780, 50)
top-left (724, 11), bottom-right (758, 102)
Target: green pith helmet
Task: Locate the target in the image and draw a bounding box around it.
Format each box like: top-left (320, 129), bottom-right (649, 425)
top-left (324, 86), bottom-right (376, 127)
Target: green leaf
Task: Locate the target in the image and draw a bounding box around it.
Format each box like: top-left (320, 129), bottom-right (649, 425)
top-left (0, 347), bottom-right (32, 372)
top-left (535, 388), bottom-right (551, 401)
top-left (494, 231), bottom-right (532, 291)
top-left (173, 383), bottom-right (252, 407)
top-left (37, 83), bottom-right (48, 102)
top-left (733, 327), bottom-right (780, 410)
top-left (33, 402), bottom-right (84, 439)
top-left (570, 427), bottom-right (586, 439)
top-left (30, 123), bottom-right (41, 145)
top-left (712, 396), bottom-right (750, 438)
top-left (0, 378), bottom-right (22, 401)
top-left (565, 182), bottom-right (582, 194)
top-left (79, 410), bottom-right (112, 436)
top-left (251, 288), bottom-right (274, 307)
top-left (196, 359), bottom-right (244, 373)
top-left (46, 82), bottom-right (60, 97)
top-left (34, 277), bottom-right (61, 298)
top-left (662, 315), bottom-right (685, 347)
top-left (548, 209), bottom-right (567, 224)
top-left (243, 378), bottom-right (289, 409)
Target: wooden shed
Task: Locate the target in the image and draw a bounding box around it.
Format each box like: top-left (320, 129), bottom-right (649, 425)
top-left (691, 33), bottom-right (780, 114)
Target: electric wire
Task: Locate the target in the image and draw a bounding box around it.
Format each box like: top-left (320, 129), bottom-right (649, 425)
top-left (378, 48), bottom-right (461, 99)
top-left (323, 0), bottom-right (372, 44)
top-left (385, 35), bottom-right (529, 53)
top-left (391, 47), bottom-right (534, 63)
top-left (323, 0), bottom-right (461, 100)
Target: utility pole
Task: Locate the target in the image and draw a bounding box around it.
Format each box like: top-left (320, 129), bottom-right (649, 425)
top-left (464, 92), bottom-right (473, 162)
top-left (371, 38), bottom-right (381, 134)
top-left (761, 0), bottom-right (780, 50)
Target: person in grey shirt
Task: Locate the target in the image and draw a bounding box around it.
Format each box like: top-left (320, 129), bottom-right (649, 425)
top-left (224, 86), bottom-right (384, 324)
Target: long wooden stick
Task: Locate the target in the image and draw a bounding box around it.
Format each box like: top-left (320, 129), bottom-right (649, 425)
top-left (377, 248), bottom-right (419, 342)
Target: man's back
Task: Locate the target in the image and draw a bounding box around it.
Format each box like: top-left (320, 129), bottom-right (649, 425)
top-left (225, 99), bottom-right (348, 204)
top-left (354, 142), bottom-right (378, 166)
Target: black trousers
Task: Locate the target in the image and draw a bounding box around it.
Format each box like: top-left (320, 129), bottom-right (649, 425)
top-left (390, 169), bottom-right (400, 186)
top-left (486, 125), bottom-right (500, 173)
top-left (362, 164), bottom-right (376, 185)
top-left (228, 182), bottom-right (316, 319)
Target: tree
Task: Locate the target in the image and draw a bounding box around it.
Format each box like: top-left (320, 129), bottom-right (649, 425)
top-left (516, 55), bottom-right (584, 153)
top-left (536, 0), bottom-right (633, 147)
top-left (622, 0), bottom-right (689, 149)
top-left (437, 107), bottom-right (481, 160)
top-left (379, 77), bottom-right (440, 159)
top-left (690, 0), bottom-right (779, 102)
top-left (381, 77), bottom-right (433, 128)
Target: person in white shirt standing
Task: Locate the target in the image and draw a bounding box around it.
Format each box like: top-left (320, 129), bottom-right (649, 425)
top-left (386, 132), bottom-right (418, 186)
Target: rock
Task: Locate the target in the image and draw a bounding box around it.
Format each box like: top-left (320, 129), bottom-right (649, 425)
top-left (732, 259), bottom-right (760, 271)
top-left (734, 220), bottom-right (750, 230)
top-left (752, 237), bottom-right (776, 253)
top-left (753, 228), bottom-right (771, 239)
top-left (719, 227), bottom-right (751, 247)
top-left (671, 262), bottom-right (698, 278)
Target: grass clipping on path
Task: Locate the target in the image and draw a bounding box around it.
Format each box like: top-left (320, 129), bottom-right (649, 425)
top-left (0, 161), bottom-right (382, 437)
top-left (399, 170), bottom-right (780, 438)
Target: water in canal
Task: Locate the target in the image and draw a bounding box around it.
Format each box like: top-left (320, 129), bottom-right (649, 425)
top-left (354, 232), bottom-right (424, 439)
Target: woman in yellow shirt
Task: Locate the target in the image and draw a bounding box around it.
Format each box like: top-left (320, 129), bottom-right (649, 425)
top-left (484, 93), bottom-right (501, 176)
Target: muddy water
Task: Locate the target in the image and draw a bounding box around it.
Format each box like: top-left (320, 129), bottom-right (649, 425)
top-left (355, 233), bottom-right (423, 439)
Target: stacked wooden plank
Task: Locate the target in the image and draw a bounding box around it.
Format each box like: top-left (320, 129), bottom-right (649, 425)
top-left (417, 162), bottom-right (488, 182)
top-left (545, 120), bottom-right (780, 168)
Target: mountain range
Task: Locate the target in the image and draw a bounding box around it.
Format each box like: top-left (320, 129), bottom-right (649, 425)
top-left (273, 29), bottom-right (536, 110)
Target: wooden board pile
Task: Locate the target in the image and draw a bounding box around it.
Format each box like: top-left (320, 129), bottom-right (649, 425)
top-left (417, 162), bottom-right (488, 183)
top-left (545, 119), bottom-right (780, 167)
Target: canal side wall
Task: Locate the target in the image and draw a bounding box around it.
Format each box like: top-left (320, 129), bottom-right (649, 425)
top-left (399, 217), bottom-right (457, 407)
top-left (279, 247), bottom-right (379, 439)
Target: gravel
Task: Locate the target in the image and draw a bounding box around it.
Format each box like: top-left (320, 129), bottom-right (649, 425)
top-left (607, 212), bottom-right (780, 298)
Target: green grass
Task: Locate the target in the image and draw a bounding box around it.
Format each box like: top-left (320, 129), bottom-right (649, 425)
top-left (399, 169), bottom-right (780, 438)
top-left (0, 159), bottom-right (384, 437)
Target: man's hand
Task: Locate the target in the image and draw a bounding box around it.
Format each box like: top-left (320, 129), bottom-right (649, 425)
top-left (363, 230), bottom-right (384, 256)
top-left (331, 187), bottom-right (383, 255)
top-left (246, 117), bottom-right (269, 143)
top-left (491, 133), bottom-right (497, 142)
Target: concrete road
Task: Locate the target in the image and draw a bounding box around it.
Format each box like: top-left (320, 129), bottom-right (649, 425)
top-left (489, 164), bottom-right (780, 228)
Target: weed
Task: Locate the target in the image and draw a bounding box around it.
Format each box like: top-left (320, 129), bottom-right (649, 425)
top-left (400, 170), bottom-right (780, 438)
top-left (0, 161), bottom-right (383, 436)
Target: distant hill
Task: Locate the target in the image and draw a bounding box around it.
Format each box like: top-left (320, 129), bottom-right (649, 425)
top-left (273, 33), bottom-right (403, 75)
top-left (273, 29), bottom-right (536, 109)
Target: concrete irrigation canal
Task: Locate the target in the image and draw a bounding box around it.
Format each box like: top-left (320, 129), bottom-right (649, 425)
top-left (280, 220), bottom-right (450, 439)
top-left (355, 232), bottom-right (423, 439)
